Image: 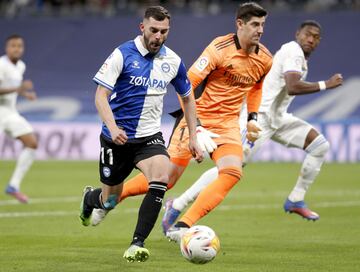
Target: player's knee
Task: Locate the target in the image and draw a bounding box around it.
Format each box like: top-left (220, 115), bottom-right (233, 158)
top-left (103, 194), bottom-right (118, 210)
top-left (21, 135), bottom-right (38, 149)
top-left (219, 167), bottom-right (243, 181)
top-left (307, 135), bottom-right (329, 157)
top-left (27, 141), bottom-right (38, 149)
top-left (152, 173), bottom-right (169, 184)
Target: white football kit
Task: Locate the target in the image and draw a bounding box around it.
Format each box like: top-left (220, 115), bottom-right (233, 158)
top-left (0, 55), bottom-right (33, 138)
top-left (241, 41), bottom-right (314, 161)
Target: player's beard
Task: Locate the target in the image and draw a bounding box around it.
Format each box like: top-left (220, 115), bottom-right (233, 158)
top-left (8, 54), bottom-right (21, 64)
top-left (143, 35), bottom-right (164, 55)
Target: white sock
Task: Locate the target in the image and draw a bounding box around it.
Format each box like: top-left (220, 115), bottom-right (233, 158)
top-left (172, 167), bottom-right (218, 211)
top-left (288, 155), bottom-right (320, 202)
top-left (288, 135), bottom-right (329, 202)
top-left (9, 147), bottom-right (36, 190)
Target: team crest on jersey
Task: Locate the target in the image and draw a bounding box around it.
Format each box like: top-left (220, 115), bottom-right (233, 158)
top-left (161, 62), bottom-right (170, 73)
top-left (195, 56), bottom-right (209, 72)
top-left (131, 60), bottom-right (140, 69)
top-left (295, 57), bottom-right (302, 66)
top-left (103, 167), bottom-right (111, 177)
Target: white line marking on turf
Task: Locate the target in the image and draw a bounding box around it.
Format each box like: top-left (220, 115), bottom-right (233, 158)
top-left (217, 200), bottom-right (360, 211)
top-left (0, 200), bottom-right (359, 218)
top-left (0, 196), bottom-right (79, 206)
top-left (1, 189), bottom-right (360, 207)
top-left (0, 211), bottom-right (77, 218)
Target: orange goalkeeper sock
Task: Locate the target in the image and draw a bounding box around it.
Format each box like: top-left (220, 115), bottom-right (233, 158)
top-left (179, 167), bottom-right (242, 227)
top-left (119, 174), bottom-right (149, 202)
top-left (119, 172), bottom-right (177, 202)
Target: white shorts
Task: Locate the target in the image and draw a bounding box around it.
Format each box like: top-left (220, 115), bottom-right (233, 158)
top-left (241, 112), bottom-right (314, 163)
top-left (0, 110), bottom-right (34, 138)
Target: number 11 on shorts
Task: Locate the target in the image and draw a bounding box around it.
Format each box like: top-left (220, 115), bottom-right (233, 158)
top-left (101, 147), bottom-right (113, 165)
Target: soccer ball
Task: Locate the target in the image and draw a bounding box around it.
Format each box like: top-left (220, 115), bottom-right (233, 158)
top-left (180, 225), bottom-right (220, 264)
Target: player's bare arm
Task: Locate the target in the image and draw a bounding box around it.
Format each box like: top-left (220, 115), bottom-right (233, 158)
top-left (19, 80), bottom-right (37, 100)
top-left (285, 72), bottom-right (343, 95)
top-left (286, 22), bottom-right (343, 95)
top-left (181, 94), bottom-right (204, 163)
top-left (95, 85), bottom-right (128, 145)
top-left (0, 79), bottom-right (33, 95)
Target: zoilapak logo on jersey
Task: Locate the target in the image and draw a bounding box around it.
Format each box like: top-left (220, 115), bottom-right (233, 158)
top-left (129, 76), bottom-right (168, 89)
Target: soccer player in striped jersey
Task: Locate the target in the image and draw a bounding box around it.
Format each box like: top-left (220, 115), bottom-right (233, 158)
top-left (0, 35), bottom-right (38, 203)
top-left (162, 20), bottom-right (343, 229)
top-left (78, 6), bottom-right (203, 262)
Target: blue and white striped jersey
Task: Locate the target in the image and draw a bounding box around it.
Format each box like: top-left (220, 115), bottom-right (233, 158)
top-left (93, 36), bottom-right (191, 140)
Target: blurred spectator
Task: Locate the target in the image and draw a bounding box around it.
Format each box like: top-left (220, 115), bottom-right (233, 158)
top-left (0, 0), bottom-right (359, 18)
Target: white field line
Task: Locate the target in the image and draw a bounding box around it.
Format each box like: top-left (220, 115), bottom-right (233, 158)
top-left (1, 189), bottom-right (360, 207)
top-left (0, 196), bottom-right (79, 206)
top-left (217, 200), bottom-right (360, 211)
top-left (0, 200), bottom-right (360, 218)
top-left (0, 210), bottom-right (78, 218)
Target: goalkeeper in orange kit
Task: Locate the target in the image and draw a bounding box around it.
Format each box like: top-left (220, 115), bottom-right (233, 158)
top-left (90, 2), bottom-right (272, 241)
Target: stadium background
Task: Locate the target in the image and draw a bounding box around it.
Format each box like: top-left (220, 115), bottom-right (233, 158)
top-left (1, 2), bottom-right (359, 272)
top-left (0, 0), bottom-right (359, 162)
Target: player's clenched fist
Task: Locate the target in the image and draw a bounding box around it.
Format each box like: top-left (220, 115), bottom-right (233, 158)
top-left (110, 127), bottom-right (128, 145)
top-left (189, 138), bottom-right (204, 163)
top-left (18, 80), bottom-right (34, 92)
top-left (325, 73), bottom-right (343, 89)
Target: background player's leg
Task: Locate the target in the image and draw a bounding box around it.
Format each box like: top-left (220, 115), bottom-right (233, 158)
top-left (272, 117), bottom-right (330, 220)
top-left (172, 167), bottom-right (218, 212)
top-left (273, 124), bottom-right (330, 221)
top-left (6, 133), bottom-right (37, 203)
top-left (288, 129), bottom-right (329, 203)
top-left (161, 161), bottom-right (192, 233)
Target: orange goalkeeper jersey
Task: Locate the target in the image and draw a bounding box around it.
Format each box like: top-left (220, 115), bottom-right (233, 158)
top-left (189, 33), bottom-right (272, 129)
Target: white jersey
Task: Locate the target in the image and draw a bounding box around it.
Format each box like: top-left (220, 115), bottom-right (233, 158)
top-left (259, 41), bottom-right (308, 128)
top-left (0, 55), bottom-right (25, 112)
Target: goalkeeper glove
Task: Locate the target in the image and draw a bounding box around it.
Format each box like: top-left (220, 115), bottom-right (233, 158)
top-left (196, 126), bottom-right (220, 153)
top-left (246, 112), bottom-right (262, 142)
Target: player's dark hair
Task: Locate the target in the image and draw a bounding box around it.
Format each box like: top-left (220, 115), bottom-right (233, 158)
top-left (144, 6), bottom-right (171, 21)
top-left (5, 34), bottom-right (23, 44)
top-left (299, 20), bottom-right (322, 32)
top-left (236, 2), bottom-right (267, 23)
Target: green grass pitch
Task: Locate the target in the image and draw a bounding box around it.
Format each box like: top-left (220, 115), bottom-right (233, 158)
top-left (1, 160), bottom-right (359, 272)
